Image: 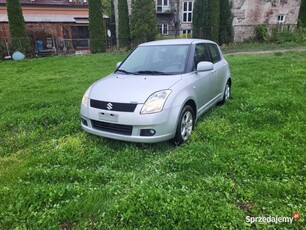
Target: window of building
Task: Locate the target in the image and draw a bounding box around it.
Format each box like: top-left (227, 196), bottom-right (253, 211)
top-left (182, 30), bottom-right (192, 37)
top-left (157, 0), bottom-right (169, 12)
top-left (182, 1), bottom-right (193, 23)
top-left (277, 15), bottom-right (285, 24)
top-left (71, 26), bottom-right (89, 39)
top-left (157, 0), bottom-right (169, 7)
top-left (71, 26), bottom-right (89, 48)
top-left (158, 24), bottom-right (169, 35)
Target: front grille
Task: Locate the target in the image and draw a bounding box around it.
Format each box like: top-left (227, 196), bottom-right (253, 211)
top-left (90, 99), bottom-right (137, 112)
top-left (91, 120), bottom-right (133, 136)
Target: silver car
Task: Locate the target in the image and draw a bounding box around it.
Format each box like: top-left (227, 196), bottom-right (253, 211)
top-left (81, 39), bottom-right (231, 144)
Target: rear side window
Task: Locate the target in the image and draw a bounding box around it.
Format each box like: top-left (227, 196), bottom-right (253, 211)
top-left (207, 44), bottom-right (221, 63)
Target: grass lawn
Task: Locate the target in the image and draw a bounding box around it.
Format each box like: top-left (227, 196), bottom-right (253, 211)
top-left (221, 42), bottom-right (306, 54)
top-left (0, 51), bottom-right (305, 229)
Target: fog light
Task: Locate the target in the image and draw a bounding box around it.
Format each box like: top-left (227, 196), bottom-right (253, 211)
top-left (81, 118), bottom-right (88, 126)
top-left (140, 129), bottom-right (156, 136)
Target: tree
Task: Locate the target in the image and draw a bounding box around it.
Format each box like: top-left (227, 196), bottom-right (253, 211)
top-left (298, 0), bottom-right (306, 27)
top-left (193, 0), bottom-right (233, 44)
top-left (192, 0), bottom-right (207, 39)
top-left (89, 0), bottom-right (106, 53)
top-left (192, 0), bottom-right (220, 42)
top-left (6, 0), bottom-right (31, 54)
top-left (101, 0), bottom-right (112, 16)
top-left (206, 0), bottom-right (220, 42)
top-left (118, 0), bottom-right (130, 47)
top-left (219, 0), bottom-right (232, 45)
top-left (130, 0), bottom-right (158, 45)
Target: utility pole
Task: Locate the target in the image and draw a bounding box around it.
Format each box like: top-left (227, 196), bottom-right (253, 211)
top-left (174, 0), bottom-right (180, 37)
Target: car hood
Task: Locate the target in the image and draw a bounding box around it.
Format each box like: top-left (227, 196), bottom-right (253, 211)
top-left (89, 73), bottom-right (182, 103)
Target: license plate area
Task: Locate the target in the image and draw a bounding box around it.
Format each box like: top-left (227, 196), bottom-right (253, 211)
top-left (99, 112), bottom-right (118, 122)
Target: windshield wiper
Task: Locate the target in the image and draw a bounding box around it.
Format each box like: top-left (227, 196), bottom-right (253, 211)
top-left (116, 69), bottom-right (138, 75)
top-left (134, 70), bottom-right (170, 75)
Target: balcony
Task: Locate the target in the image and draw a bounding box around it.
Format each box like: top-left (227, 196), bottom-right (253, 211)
top-left (156, 5), bottom-right (173, 14)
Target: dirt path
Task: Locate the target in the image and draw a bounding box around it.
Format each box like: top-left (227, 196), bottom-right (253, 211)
top-left (225, 47), bottom-right (306, 55)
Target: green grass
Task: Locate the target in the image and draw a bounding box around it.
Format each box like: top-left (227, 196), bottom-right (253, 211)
top-left (0, 51), bottom-right (305, 229)
top-left (221, 42), bottom-right (306, 54)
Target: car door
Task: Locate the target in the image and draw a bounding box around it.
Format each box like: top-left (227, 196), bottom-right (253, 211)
top-left (207, 43), bottom-right (228, 98)
top-left (192, 43), bottom-right (216, 113)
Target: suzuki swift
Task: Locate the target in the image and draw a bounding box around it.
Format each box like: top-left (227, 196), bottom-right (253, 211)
top-left (81, 39), bottom-right (231, 144)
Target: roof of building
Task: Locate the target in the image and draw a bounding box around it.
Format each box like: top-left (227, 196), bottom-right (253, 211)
top-left (0, 0), bottom-right (88, 8)
top-left (0, 13), bottom-right (109, 23)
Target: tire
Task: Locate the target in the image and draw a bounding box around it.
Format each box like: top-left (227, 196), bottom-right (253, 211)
top-left (172, 105), bottom-right (195, 145)
top-left (219, 80), bottom-right (231, 105)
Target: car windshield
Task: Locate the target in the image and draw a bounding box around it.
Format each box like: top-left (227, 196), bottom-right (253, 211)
top-left (117, 44), bottom-right (190, 75)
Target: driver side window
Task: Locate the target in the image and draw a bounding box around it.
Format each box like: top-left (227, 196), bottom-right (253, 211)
top-left (193, 44), bottom-right (210, 70)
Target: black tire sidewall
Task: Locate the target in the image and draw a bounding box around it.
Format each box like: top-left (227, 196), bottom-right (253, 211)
top-left (172, 105), bottom-right (195, 145)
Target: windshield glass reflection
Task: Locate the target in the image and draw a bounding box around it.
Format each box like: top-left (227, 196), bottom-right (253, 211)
top-left (117, 45), bottom-right (189, 75)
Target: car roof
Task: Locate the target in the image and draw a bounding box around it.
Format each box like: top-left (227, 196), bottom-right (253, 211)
top-left (138, 39), bottom-right (217, 47)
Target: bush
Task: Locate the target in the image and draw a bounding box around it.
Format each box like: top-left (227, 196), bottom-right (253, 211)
top-left (89, 0), bottom-right (106, 53)
top-left (255, 24), bottom-right (269, 42)
top-left (271, 27), bottom-right (306, 43)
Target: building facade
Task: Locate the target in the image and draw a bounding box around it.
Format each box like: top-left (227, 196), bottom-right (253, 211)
top-left (114, 0), bottom-right (301, 42)
top-left (0, 0), bottom-right (302, 54)
top-left (0, 0), bottom-right (108, 54)
top-left (232, 0), bottom-right (302, 41)
top-left (154, 0), bottom-right (302, 41)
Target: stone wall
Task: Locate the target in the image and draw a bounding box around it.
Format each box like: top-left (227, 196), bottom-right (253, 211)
top-left (232, 0), bottom-right (301, 42)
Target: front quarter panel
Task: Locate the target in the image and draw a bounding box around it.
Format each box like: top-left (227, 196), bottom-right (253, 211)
top-left (165, 73), bottom-right (199, 113)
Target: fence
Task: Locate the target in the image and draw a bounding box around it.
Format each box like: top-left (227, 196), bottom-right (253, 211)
top-left (0, 36), bottom-right (119, 58)
top-left (0, 37), bottom-right (92, 57)
top-left (1, 24), bottom-right (302, 58)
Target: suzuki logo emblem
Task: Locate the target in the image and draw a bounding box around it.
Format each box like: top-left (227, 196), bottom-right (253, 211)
top-left (106, 102), bottom-right (113, 110)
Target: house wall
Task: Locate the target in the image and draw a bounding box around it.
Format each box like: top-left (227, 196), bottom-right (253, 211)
top-left (159, 0), bottom-right (301, 41)
top-left (0, 5), bottom-right (88, 38)
top-left (232, 0), bottom-right (302, 42)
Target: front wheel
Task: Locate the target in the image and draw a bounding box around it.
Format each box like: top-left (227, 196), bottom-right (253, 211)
top-left (172, 105), bottom-right (195, 145)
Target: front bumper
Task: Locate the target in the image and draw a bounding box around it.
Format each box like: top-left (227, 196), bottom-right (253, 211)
top-left (80, 103), bottom-right (180, 143)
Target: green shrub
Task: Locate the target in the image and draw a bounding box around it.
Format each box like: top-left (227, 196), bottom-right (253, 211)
top-left (6, 0), bottom-right (31, 54)
top-left (89, 0), bottom-right (106, 53)
top-left (118, 0), bottom-right (130, 48)
top-left (130, 0), bottom-right (158, 45)
top-left (255, 24), bottom-right (269, 42)
top-left (271, 27), bottom-right (306, 43)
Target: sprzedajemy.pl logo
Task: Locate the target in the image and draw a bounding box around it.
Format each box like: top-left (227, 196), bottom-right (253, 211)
top-left (246, 212), bottom-right (301, 224)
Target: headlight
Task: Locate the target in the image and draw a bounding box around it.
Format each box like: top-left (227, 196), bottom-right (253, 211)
top-left (81, 88), bottom-right (90, 107)
top-left (141, 90), bottom-right (171, 114)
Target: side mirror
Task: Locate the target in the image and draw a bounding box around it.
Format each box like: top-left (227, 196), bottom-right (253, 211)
top-left (116, 62), bottom-right (122, 68)
top-left (197, 61), bottom-right (213, 72)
